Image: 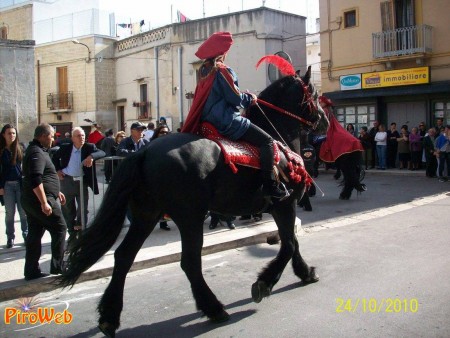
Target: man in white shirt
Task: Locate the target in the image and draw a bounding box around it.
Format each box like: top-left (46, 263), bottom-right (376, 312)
top-left (143, 122), bottom-right (155, 141)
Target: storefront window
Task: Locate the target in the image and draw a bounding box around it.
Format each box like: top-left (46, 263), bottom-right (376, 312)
top-left (336, 104), bottom-right (376, 132)
top-left (434, 102), bottom-right (450, 126)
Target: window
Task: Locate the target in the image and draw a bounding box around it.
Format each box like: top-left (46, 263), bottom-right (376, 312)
top-left (57, 67), bottom-right (69, 109)
top-left (434, 102), bottom-right (450, 126)
top-left (381, 0), bottom-right (415, 31)
top-left (344, 9), bottom-right (357, 28)
top-left (336, 104), bottom-right (376, 132)
top-left (139, 83), bottom-right (148, 119)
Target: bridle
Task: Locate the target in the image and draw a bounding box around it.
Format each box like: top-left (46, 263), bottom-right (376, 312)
top-left (255, 77), bottom-right (320, 130)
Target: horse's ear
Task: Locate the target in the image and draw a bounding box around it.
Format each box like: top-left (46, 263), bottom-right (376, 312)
top-left (295, 70), bottom-right (301, 77)
top-left (303, 66), bottom-right (312, 83)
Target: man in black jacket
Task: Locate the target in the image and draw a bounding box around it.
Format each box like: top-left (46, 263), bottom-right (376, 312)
top-left (52, 127), bottom-right (105, 244)
top-left (116, 122), bottom-right (149, 157)
top-left (21, 123), bottom-right (67, 280)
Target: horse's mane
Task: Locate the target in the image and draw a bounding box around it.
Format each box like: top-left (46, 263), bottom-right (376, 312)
top-left (258, 75), bottom-right (298, 105)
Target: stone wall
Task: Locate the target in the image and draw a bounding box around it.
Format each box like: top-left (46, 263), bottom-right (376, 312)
top-left (0, 39), bottom-right (36, 143)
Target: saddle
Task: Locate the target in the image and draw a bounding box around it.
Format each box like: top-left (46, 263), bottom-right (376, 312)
top-left (200, 122), bottom-right (311, 187)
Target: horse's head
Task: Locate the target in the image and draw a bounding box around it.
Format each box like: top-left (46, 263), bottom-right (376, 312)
top-left (249, 66), bottom-right (329, 149)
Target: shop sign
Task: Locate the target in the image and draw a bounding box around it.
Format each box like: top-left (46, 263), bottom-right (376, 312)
top-left (362, 67), bottom-right (429, 89)
top-left (340, 74), bottom-right (362, 90)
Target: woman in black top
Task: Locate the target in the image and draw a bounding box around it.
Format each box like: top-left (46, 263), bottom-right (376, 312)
top-left (0, 124), bottom-right (28, 248)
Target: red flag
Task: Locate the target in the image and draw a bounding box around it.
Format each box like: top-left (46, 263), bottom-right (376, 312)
top-left (177, 10), bottom-right (189, 23)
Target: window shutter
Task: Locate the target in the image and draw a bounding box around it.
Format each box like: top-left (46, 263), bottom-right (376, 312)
top-left (380, 0), bottom-right (394, 31)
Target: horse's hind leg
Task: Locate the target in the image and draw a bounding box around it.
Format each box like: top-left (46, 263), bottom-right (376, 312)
top-left (252, 201), bottom-right (297, 303)
top-left (97, 215), bottom-right (157, 337)
top-left (174, 210), bottom-right (229, 323)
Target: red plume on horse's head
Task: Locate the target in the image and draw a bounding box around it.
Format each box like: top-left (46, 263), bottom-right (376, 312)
top-left (255, 55), bottom-right (296, 76)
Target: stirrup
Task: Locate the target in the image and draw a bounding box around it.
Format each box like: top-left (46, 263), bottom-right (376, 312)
top-left (277, 182), bottom-right (293, 201)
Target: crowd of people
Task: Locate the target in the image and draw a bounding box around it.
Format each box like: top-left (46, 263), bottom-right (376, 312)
top-left (355, 118), bottom-right (449, 181)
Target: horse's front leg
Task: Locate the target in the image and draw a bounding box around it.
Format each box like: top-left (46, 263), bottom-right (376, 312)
top-left (176, 213), bottom-right (229, 323)
top-left (97, 217), bottom-right (156, 337)
top-left (291, 235), bottom-right (319, 283)
top-left (252, 200), bottom-right (297, 303)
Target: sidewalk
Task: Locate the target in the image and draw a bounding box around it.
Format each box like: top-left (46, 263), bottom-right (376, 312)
top-left (0, 167), bottom-right (426, 302)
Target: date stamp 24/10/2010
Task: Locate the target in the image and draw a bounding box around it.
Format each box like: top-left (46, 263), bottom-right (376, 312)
top-left (336, 298), bottom-right (419, 314)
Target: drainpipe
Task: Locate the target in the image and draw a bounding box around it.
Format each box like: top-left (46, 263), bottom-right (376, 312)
top-left (37, 59), bottom-right (41, 124)
top-left (13, 49), bottom-right (19, 130)
top-left (177, 46), bottom-right (183, 126)
top-left (154, 46), bottom-right (159, 121)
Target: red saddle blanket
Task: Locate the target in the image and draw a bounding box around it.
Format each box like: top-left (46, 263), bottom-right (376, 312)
top-left (200, 122), bottom-right (311, 186)
top-left (319, 114), bottom-right (363, 163)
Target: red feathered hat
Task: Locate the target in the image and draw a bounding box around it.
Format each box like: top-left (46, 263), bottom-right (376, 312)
top-left (319, 95), bottom-right (333, 107)
top-left (195, 32), bottom-right (233, 59)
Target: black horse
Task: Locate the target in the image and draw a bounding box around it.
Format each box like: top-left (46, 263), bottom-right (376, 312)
top-left (59, 67), bottom-right (328, 337)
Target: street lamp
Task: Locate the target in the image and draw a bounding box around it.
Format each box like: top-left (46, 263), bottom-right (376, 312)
top-left (72, 39), bottom-right (91, 62)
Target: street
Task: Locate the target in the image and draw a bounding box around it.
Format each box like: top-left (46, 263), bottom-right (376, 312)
top-left (0, 171), bottom-right (449, 337)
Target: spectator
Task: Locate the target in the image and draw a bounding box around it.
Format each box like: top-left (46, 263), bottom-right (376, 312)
top-left (435, 125), bottom-right (450, 182)
top-left (143, 122), bottom-right (155, 141)
top-left (423, 128), bottom-right (437, 178)
top-left (101, 129), bottom-right (116, 183)
top-left (418, 122), bottom-right (427, 138)
top-left (397, 126), bottom-right (411, 170)
top-left (52, 127), bottom-right (105, 246)
top-left (0, 124), bottom-right (28, 248)
top-left (374, 124), bottom-right (387, 170)
top-left (358, 126), bottom-right (371, 170)
top-left (368, 120), bottom-right (379, 169)
top-left (409, 127), bottom-right (422, 171)
top-left (346, 123), bottom-right (357, 137)
top-left (386, 122), bottom-right (400, 169)
top-left (150, 124), bottom-right (170, 141)
top-left (111, 131), bottom-right (126, 174)
top-left (116, 122), bottom-right (149, 157)
top-left (150, 124), bottom-right (172, 230)
top-left (239, 214), bottom-right (263, 222)
top-left (434, 118), bottom-right (444, 135)
top-left (21, 123), bottom-right (67, 280)
top-left (59, 132), bottom-right (72, 146)
top-left (209, 212), bottom-right (235, 230)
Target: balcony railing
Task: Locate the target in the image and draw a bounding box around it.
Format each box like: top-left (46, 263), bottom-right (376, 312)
top-left (372, 24), bottom-right (433, 59)
top-left (47, 92), bottom-right (73, 112)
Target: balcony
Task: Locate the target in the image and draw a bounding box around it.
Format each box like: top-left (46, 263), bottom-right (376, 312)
top-left (372, 24), bottom-right (433, 59)
top-left (47, 92), bottom-right (73, 112)
top-left (132, 101), bottom-right (151, 120)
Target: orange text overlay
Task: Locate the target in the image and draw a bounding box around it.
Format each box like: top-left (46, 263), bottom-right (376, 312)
top-left (4, 307), bottom-right (73, 325)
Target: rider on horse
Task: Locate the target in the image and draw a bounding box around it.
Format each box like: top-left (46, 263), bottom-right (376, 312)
top-left (182, 31), bottom-right (289, 200)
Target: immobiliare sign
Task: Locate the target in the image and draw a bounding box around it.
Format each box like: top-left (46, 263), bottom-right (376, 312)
top-left (362, 67), bottom-right (429, 89)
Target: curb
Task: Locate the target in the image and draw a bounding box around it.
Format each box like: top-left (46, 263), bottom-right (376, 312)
top-left (0, 228), bottom-right (281, 302)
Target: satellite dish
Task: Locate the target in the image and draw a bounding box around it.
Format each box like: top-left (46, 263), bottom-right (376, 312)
top-left (268, 51), bottom-right (293, 83)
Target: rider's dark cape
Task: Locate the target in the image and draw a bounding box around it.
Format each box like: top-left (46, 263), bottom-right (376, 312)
top-left (319, 110), bottom-right (364, 162)
top-left (181, 63), bottom-right (230, 134)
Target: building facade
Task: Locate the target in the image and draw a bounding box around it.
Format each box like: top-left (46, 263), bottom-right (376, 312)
top-left (2, 2), bottom-right (308, 138)
top-left (319, 0), bottom-right (450, 132)
top-left (114, 8), bottom-right (307, 133)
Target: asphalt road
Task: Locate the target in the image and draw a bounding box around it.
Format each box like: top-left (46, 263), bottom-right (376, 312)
top-left (1, 171), bottom-right (449, 338)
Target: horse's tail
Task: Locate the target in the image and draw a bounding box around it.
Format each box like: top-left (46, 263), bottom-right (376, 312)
top-left (58, 151), bottom-right (145, 288)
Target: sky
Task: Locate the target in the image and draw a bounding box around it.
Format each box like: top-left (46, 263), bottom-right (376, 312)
top-left (99, 0), bottom-right (319, 37)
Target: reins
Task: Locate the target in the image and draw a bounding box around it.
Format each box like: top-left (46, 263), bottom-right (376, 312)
top-left (255, 98), bottom-right (318, 129)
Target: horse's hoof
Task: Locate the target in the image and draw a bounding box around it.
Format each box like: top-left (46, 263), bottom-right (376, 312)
top-left (251, 280), bottom-right (271, 303)
top-left (303, 267), bottom-right (319, 284)
top-left (358, 184), bottom-right (367, 192)
top-left (304, 206), bottom-right (312, 211)
top-left (209, 309), bottom-right (230, 323)
top-left (98, 322), bottom-right (116, 338)
top-left (339, 195), bottom-right (350, 200)
top-left (266, 234), bottom-right (280, 245)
